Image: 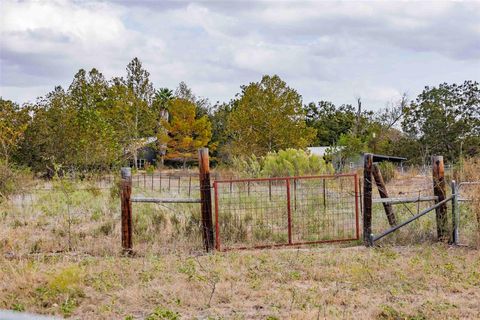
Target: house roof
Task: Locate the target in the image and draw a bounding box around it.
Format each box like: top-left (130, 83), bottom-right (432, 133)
top-left (365, 153), bottom-right (407, 163)
top-left (307, 146), bottom-right (344, 157)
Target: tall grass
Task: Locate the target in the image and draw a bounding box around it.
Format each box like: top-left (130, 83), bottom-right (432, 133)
top-left (1, 157), bottom-right (479, 259)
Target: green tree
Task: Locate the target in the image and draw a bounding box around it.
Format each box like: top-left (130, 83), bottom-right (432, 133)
top-left (0, 98), bottom-right (30, 164)
top-left (161, 98), bottom-right (212, 167)
top-left (304, 101), bottom-right (356, 145)
top-left (103, 59), bottom-right (157, 168)
top-left (18, 87), bottom-right (77, 174)
top-left (126, 57), bottom-right (155, 104)
top-left (174, 81), bottom-right (210, 118)
top-left (103, 78), bottom-right (147, 168)
top-left (210, 100), bottom-right (235, 162)
top-left (228, 75), bottom-right (316, 157)
top-left (402, 81), bottom-right (480, 162)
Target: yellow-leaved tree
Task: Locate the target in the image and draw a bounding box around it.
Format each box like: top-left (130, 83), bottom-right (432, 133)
top-left (160, 98), bottom-right (212, 167)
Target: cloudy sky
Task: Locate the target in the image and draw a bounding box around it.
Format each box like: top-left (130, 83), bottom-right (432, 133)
top-left (1, 0), bottom-right (479, 109)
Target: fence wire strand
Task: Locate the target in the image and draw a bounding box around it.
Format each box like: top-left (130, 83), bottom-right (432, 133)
top-left (214, 175), bottom-right (359, 250)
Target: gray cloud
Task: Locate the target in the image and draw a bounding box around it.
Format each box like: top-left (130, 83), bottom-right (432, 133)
top-left (1, 0), bottom-right (479, 109)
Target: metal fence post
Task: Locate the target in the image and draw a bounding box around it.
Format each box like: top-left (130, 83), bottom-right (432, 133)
top-left (120, 167), bottom-right (133, 254)
top-left (286, 178), bottom-right (292, 245)
top-left (214, 181), bottom-right (220, 251)
top-left (354, 174), bottom-right (360, 240)
top-left (451, 180), bottom-right (459, 245)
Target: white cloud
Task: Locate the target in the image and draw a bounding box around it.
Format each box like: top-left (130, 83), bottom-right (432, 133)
top-left (1, 0), bottom-right (479, 109)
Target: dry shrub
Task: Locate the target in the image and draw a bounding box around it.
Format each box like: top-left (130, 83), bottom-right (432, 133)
top-left (458, 157), bottom-right (480, 181)
top-left (377, 161), bottom-right (396, 183)
top-left (0, 161), bottom-right (33, 201)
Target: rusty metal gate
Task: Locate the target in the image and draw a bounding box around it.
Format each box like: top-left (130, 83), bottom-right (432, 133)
top-left (213, 174), bottom-right (360, 250)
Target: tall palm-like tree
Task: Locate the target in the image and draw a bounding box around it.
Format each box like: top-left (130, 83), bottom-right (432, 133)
top-left (153, 88), bottom-right (173, 166)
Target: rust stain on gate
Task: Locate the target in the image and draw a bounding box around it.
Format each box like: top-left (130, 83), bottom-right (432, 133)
top-left (214, 173), bottom-right (360, 251)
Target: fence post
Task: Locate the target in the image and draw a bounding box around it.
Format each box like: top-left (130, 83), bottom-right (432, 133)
top-left (372, 163), bottom-right (396, 227)
top-left (354, 174), bottom-right (360, 240)
top-left (451, 180), bottom-right (459, 245)
top-left (269, 180), bottom-right (272, 201)
top-left (363, 153), bottom-right (373, 246)
top-left (120, 167), bottom-right (133, 254)
top-left (323, 179), bottom-right (327, 210)
top-left (432, 155), bottom-right (448, 241)
top-left (199, 148), bottom-right (214, 252)
top-left (286, 178), bottom-right (292, 245)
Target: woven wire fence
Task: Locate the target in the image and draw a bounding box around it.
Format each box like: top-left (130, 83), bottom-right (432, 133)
top-left (2, 171), bottom-right (212, 257)
top-left (214, 174), bottom-right (359, 250)
top-left (458, 182), bottom-right (480, 247)
top-left (370, 174), bottom-right (440, 244)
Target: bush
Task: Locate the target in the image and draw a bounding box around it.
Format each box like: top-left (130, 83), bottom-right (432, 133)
top-left (231, 149), bottom-right (334, 178)
top-left (377, 161), bottom-right (396, 183)
top-left (262, 149), bottom-right (333, 177)
top-left (0, 161), bottom-right (31, 201)
top-left (231, 155), bottom-right (263, 178)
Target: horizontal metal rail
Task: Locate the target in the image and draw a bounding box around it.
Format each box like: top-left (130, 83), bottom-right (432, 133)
top-left (371, 195), bottom-right (453, 244)
top-left (458, 181), bottom-right (480, 187)
top-left (457, 181), bottom-right (480, 203)
top-left (131, 197), bottom-right (202, 203)
top-left (372, 196), bottom-right (437, 204)
top-left (214, 173), bottom-right (357, 184)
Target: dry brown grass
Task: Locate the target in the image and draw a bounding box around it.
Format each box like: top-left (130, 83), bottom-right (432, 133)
top-left (1, 245), bottom-right (479, 319)
top-left (1, 162), bottom-right (480, 319)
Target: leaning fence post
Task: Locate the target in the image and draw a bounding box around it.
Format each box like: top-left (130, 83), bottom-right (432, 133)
top-left (451, 180), bottom-right (459, 245)
top-left (432, 155), bottom-right (448, 241)
top-left (363, 153), bottom-right (373, 246)
top-left (120, 167), bottom-right (133, 254)
top-left (199, 148), bottom-right (214, 252)
top-left (372, 163), bottom-right (396, 227)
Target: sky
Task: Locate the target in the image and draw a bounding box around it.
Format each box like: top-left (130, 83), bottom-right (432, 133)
top-left (1, 0), bottom-right (479, 110)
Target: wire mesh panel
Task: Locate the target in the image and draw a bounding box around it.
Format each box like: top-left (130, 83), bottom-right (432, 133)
top-left (458, 182), bottom-right (480, 247)
top-left (131, 172), bottom-right (200, 199)
top-left (214, 178), bottom-right (290, 250)
top-left (291, 176), bottom-right (359, 244)
top-left (214, 174), bottom-right (359, 250)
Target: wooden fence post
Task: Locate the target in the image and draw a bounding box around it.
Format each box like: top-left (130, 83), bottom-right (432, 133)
top-left (199, 148), bottom-right (214, 252)
top-left (432, 156), bottom-right (448, 241)
top-left (120, 167), bottom-right (133, 254)
top-left (372, 163), bottom-right (396, 227)
top-left (363, 153), bottom-right (373, 246)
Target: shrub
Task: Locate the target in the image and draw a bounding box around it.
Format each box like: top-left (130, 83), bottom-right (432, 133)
top-left (0, 161), bottom-right (31, 201)
top-left (377, 161), bottom-right (396, 183)
top-left (146, 307), bottom-right (180, 320)
top-left (230, 155), bottom-right (263, 178)
top-left (145, 162), bottom-right (155, 174)
top-left (262, 149), bottom-right (333, 177)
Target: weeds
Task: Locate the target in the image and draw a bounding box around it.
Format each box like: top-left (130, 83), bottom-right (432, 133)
top-left (0, 165), bottom-right (479, 318)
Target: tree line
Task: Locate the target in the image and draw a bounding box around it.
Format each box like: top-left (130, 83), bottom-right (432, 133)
top-left (1, 57), bottom-right (479, 175)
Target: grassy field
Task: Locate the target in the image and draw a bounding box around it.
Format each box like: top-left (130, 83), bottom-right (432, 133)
top-left (1, 244), bottom-right (479, 319)
top-left (1, 167), bottom-right (479, 319)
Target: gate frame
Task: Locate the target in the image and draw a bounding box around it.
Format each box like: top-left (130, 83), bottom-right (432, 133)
top-left (213, 173), bottom-right (360, 251)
